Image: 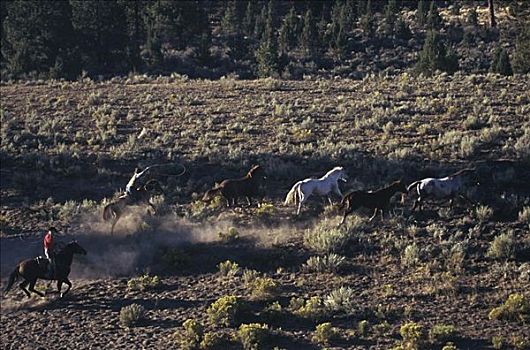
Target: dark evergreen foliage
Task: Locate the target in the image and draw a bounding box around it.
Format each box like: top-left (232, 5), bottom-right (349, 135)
top-left (490, 46), bottom-right (513, 75)
top-left (416, 30), bottom-right (459, 75)
top-left (0, 0), bottom-right (525, 80)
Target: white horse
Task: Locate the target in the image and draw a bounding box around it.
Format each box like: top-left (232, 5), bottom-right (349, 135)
top-left (284, 166), bottom-right (348, 215)
top-left (407, 168), bottom-right (476, 211)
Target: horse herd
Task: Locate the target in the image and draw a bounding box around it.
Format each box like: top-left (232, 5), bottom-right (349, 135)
top-left (104, 164), bottom-right (478, 234)
top-left (3, 164), bottom-right (477, 299)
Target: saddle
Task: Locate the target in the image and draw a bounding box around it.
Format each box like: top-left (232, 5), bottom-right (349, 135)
top-left (36, 256), bottom-right (55, 279)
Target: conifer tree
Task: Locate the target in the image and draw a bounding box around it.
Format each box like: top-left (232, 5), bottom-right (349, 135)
top-left (3, 0), bottom-right (78, 78)
top-left (278, 7), bottom-right (298, 55)
top-left (301, 9), bottom-right (319, 60)
top-left (490, 46), bottom-right (513, 75)
top-left (256, 4), bottom-right (279, 77)
top-left (360, 0), bottom-right (375, 38)
top-left (512, 26), bottom-right (530, 74)
top-left (383, 0), bottom-right (398, 36)
top-left (426, 1), bottom-right (443, 30)
top-left (71, 0), bottom-right (127, 75)
top-left (417, 0), bottom-right (428, 26)
top-left (243, 1), bottom-right (257, 37)
top-left (416, 30), bottom-right (458, 75)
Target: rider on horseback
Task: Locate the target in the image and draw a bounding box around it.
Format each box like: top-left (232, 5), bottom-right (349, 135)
top-left (43, 227), bottom-right (58, 278)
top-left (125, 167), bottom-right (150, 202)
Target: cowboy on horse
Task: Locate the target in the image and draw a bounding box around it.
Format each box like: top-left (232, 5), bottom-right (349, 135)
top-left (43, 227), bottom-right (58, 279)
top-left (125, 166), bottom-right (152, 202)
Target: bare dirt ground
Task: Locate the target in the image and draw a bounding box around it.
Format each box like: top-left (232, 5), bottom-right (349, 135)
top-left (1, 76), bottom-right (529, 349)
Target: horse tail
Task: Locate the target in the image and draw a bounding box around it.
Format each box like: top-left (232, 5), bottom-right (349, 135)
top-left (202, 187), bottom-right (222, 202)
top-left (284, 182), bottom-right (301, 206)
top-left (406, 181), bottom-right (421, 192)
top-left (339, 192), bottom-right (352, 212)
top-left (102, 202), bottom-right (118, 221)
top-left (4, 267), bottom-right (19, 295)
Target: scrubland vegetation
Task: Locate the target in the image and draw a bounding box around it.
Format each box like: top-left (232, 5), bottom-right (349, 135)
top-left (1, 1), bottom-right (529, 349)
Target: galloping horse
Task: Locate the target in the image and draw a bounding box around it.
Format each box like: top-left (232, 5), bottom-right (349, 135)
top-left (407, 168), bottom-right (477, 211)
top-left (339, 180), bottom-right (407, 224)
top-left (202, 165), bottom-right (266, 207)
top-left (284, 166), bottom-right (348, 215)
top-left (4, 241), bottom-right (87, 298)
top-left (103, 179), bottom-right (164, 235)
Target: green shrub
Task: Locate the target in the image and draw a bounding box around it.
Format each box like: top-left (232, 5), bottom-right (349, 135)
top-left (242, 269), bottom-right (260, 285)
top-left (324, 287), bottom-right (355, 314)
top-left (429, 324), bottom-right (457, 344)
top-left (218, 260), bottom-right (240, 277)
top-left (248, 277), bottom-right (279, 301)
top-left (488, 293), bottom-right (529, 322)
top-left (312, 322), bottom-right (340, 345)
top-left (207, 295), bottom-right (242, 327)
top-left (174, 319), bottom-right (204, 350)
top-left (358, 320), bottom-right (369, 336)
top-left (474, 205), bottom-right (494, 223)
top-left (442, 342), bottom-right (458, 350)
top-left (302, 253), bottom-right (345, 273)
top-left (236, 323), bottom-right (270, 350)
top-left (290, 296), bottom-right (327, 321)
top-left (127, 274), bottom-right (161, 292)
top-left (400, 322), bottom-right (425, 350)
top-left (218, 227), bottom-right (240, 243)
top-left (200, 332), bottom-right (226, 349)
top-left (160, 248), bottom-right (190, 269)
top-left (492, 335), bottom-right (504, 349)
top-left (510, 334), bottom-right (530, 350)
top-left (401, 243), bottom-right (421, 267)
top-left (256, 202), bottom-right (276, 218)
top-left (487, 231), bottom-right (515, 260)
top-left (119, 303), bottom-right (146, 328)
top-left (304, 221), bottom-right (351, 254)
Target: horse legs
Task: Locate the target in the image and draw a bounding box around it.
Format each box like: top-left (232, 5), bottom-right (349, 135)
top-left (19, 280), bottom-right (31, 298)
top-left (369, 208), bottom-right (379, 222)
top-left (297, 193), bottom-right (307, 215)
top-left (28, 279), bottom-right (44, 297)
top-left (110, 218), bottom-right (118, 236)
top-left (60, 279), bottom-right (72, 298)
top-left (147, 201), bottom-right (156, 215)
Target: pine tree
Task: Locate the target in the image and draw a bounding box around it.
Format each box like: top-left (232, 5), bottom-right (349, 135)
top-left (360, 0), bottom-right (375, 38)
top-left (512, 25), bottom-right (530, 74)
top-left (71, 0), bottom-right (128, 75)
top-left (278, 7), bottom-right (298, 55)
top-left (221, 2), bottom-right (239, 38)
top-left (417, 0), bottom-right (428, 26)
top-left (416, 30), bottom-right (458, 75)
top-left (255, 5), bottom-right (279, 78)
top-left (243, 1), bottom-right (257, 37)
top-left (2, 0), bottom-right (78, 78)
top-left (426, 1), bottom-right (443, 30)
top-left (490, 46), bottom-right (513, 75)
top-left (383, 0), bottom-right (398, 36)
top-left (301, 9), bottom-right (319, 59)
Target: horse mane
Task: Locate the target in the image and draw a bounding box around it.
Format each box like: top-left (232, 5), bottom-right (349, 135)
top-left (325, 166), bottom-right (343, 176)
top-left (247, 165), bottom-right (262, 177)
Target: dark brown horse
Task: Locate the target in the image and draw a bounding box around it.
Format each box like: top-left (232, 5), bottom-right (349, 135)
top-left (4, 241), bottom-right (87, 298)
top-left (202, 165), bottom-right (266, 207)
top-left (339, 180), bottom-right (407, 224)
top-left (103, 179), bottom-right (164, 235)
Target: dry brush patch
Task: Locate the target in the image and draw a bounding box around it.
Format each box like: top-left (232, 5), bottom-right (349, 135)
top-left (1, 74), bottom-right (529, 349)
